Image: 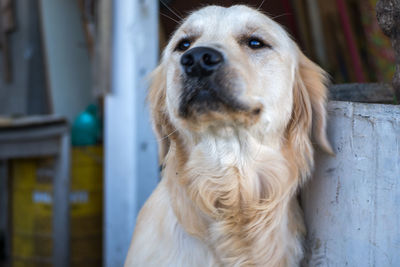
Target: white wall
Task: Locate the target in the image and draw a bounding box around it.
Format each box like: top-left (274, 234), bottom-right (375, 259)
top-left (104, 1), bottom-right (159, 266)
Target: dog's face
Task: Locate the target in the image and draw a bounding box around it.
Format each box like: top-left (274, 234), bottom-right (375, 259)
top-left (163, 5), bottom-right (297, 132)
top-left (151, 5), bottom-right (331, 161)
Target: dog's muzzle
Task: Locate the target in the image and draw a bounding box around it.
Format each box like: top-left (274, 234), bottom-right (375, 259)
top-left (179, 46), bottom-right (236, 117)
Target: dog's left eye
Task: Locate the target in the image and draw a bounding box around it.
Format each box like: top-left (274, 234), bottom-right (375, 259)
top-left (247, 38), bottom-right (270, 49)
top-left (176, 39), bottom-right (191, 52)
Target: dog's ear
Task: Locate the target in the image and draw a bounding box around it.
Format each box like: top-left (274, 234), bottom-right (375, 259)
top-left (286, 50), bottom-right (333, 171)
top-left (148, 64), bottom-right (171, 165)
top-left (298, 52), bottom-right (333, 155)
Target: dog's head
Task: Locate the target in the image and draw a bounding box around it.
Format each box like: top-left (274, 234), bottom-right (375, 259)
top-left (150, 5), bottom-right (332, 166)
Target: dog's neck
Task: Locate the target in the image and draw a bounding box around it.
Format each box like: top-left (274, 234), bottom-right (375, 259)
top-left (164, 127), bottom-right (302, 266)
top-left (188, 125), bottom-right (284, 156)
top-left (192, 129), bottom-right (268, 164)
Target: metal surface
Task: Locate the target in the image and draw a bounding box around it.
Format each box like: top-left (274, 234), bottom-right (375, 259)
top-left (302, 100), bottom-right (400, 267)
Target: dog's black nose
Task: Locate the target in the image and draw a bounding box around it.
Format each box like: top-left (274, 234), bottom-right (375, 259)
top-left (180, 47), bottom-right (224, 77)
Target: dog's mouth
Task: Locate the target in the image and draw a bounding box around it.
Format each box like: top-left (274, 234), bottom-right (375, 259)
top-left (177, 75), bottom-right (263, 129)
top-left (178, 76), bottom-right (249, 118)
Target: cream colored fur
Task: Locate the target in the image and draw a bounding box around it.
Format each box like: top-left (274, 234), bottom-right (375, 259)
top-left (125, 5), bottom-right (332, 267)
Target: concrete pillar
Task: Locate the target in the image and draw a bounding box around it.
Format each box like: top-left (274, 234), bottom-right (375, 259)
top-left (302, 100), bottom-right (400, 266)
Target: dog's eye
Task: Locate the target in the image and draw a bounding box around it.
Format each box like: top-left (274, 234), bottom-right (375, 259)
top-left (176, 39), bottom-right (191, 51)
top-left (247, 38), bottom-right (270, 49)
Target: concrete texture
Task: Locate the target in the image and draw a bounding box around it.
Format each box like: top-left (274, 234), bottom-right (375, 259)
top-left (302, 100), bottom-right (400, 266)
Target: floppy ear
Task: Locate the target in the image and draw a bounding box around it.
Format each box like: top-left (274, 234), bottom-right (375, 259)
top-left (286, 50), bottom-right (333, 175)
top-left (148, 64), bottom-right (172, 165)
top-left (298, 51), bottom-right (333, 155)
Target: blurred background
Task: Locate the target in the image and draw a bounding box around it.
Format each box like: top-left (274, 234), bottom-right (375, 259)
top-left (0, 0), bottom-right (395, 266)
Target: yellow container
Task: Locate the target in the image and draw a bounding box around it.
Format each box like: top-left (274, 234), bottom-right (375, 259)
top-left (70, 146), bottom-right (103, 267)
top-left (10, 146), bottom-right (103, 267)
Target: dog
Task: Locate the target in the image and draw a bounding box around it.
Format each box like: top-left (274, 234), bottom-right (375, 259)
top-left (125, 5), bottom-right (332, 267)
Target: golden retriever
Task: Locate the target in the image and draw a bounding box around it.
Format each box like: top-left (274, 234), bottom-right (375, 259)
top-left (125, 5), bottom-right (332, 267)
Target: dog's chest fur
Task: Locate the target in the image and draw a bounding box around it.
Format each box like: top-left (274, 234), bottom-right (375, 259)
top-left (161, 132), bottom-right (304, 266)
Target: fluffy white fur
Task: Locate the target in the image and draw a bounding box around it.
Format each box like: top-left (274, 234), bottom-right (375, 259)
top-left (125, 5), bottom-right (332, 267)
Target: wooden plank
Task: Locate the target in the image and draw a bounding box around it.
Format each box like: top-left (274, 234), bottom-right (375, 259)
top-left (376, 0), bottom-right (400, 100)
top-left (38, 0), bottom-right (93, 123)
top-left (329, 83), bottom-right (395, 104)
top-left (0, 115), bottom-right (66, 128)
top-left (0, 0), bottom-right (15, 82)
top-left (0, 124), bottom-right (68, 141)
top-left (305, 0), bottom-right (327, 65)
top-left (52, 132), bottom-right (70, 267)
top-left (0, 139), bottom-right (60, 159)
top-left (93, 0), bottom-right (113, 96)
top-left (26, 0), bottom-right (49, 115)
top-left (0, 0), bottom-right (31, 115)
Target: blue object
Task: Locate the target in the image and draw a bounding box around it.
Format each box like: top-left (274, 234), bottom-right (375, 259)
top-left (71, 104), bottom-right (100, 146)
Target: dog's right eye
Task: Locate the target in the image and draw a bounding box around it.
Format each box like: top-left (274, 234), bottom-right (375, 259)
top-left (247, 37), bottom-right (271, 49)
top-left (176, 39), bottom-right (191, 52)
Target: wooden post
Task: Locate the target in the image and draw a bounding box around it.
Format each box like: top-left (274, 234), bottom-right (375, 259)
top-left (53, 132), bottom-right (71, 267)
top-left (39, 0), bottom-right (94, 122)
top-left (94, 0), bottom-right (113, 96)
top-left (104, 0), bottom-right (159, 266)
top-left (376, 0), bottom-right (400, 101)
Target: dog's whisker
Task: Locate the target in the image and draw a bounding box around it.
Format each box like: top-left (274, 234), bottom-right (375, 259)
top-left (169, 3), bottom-right (184, 19)
top-left (160, 0), bottom-right (183, 20)
top-left (271, 13), bottom-right (291, 20)
top-left (160, 12), bottom-right (180, 24)
top-left (157, 129), bottom-right (178, 142)
top-left (257, 0), bottom-right (268, 10)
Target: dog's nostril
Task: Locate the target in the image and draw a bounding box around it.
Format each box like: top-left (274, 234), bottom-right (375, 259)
top-left (202, 53), bottom-right (221, 66)
top-left (203, 54), bottom-right (211, 65)
top-left (181, 54), bottom-right (194, 66)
